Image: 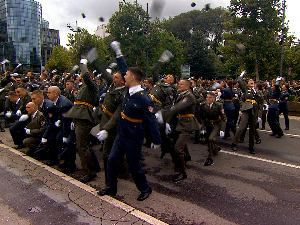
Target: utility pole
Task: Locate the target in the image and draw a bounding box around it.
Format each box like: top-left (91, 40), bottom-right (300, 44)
top-left (280, 0), bottom-right (286, 77)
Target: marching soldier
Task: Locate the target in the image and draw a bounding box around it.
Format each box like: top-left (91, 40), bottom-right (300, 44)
top-left (231, 72), bottom-right (264, 154)
top-left (278, 83), bottom-right (290, 130)
top-left (200, 92), bottom-right (226, 166)
top-left (165, 78), bottom-right (200, 182)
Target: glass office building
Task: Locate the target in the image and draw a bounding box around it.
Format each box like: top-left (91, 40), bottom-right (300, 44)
top-left (0, 0), bottom-right (42, 71)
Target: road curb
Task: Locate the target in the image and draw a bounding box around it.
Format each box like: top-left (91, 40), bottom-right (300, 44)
top-left (0, 143), bottom-right (168, 225)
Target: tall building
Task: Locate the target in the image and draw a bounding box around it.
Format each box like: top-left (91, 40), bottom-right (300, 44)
top-left (41, 18), bottom-right (60, 67)
top-left (0, 0), bottom-right (42, 72)
top-left (95, 24), bottom-right (110, 38)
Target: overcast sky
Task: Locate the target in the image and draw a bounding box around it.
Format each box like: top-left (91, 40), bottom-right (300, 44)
top-left (38, 0), bottom-right (300, 47)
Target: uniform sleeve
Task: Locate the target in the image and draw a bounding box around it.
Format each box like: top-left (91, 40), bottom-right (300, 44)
top-left (116, 56), bottom-right (128, 79)
top-left (167, 95), bottom-right (195, 124)
top-left (42, 103), bottom-right (58, 139)
top-left (30, 114), bottom-right (46, 137)
top-left (143, 101), bottom-right (161, 145)
top-left (219, 105), bottom-right (227, 131)
top-left (79, 63), bottom-right (98, 92)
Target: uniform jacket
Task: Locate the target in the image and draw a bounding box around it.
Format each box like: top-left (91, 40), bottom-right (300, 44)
top-left (66, 63), bottom-right (98, 123)
top-left (26, 111), bottom-right (46, 137)
top-left (238, 78), bottom-right (263, 118)
top-left (40, 99), bottom-right (58, 139)
top-left (279, 90), bottom-right (290, 110)
top-left (19, 92), bottom-right (31, 114)
top-left (56, 95), bottom-right (73, 138)
top-left (221, 87), bottom-right (235, 111)
top-left (167, 90), bottom-right (200, 132)
top-left (268, 83), bottom-right (281, 110)
top-left (4, 97), bottom-right (22, 120)
top-left (199, 101), bottom-right (227, 131)
top-left (117, 89), bottom-right (161, 145)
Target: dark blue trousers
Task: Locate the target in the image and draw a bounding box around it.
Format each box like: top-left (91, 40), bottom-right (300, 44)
top-left (107, 135), bottom-right (150, 193)
top-left (224, 109), bottom-right (236, 137)
top-left (9, 120), bottom-right (30, 146)
top-left (268, 109), bottom-right (283, 135)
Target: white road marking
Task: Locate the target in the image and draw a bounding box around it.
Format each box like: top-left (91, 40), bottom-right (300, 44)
top-left (259, 129), bottom-right (300, 138)
top-left (220, 150), bottom-right (300, 169)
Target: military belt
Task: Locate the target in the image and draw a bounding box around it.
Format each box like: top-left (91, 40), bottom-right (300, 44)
top-left (224, 99), bottom-right (233, 101)
top-left (121, 111), bottom-right (142, 123)
top-left (245, 99), bottom-right (257, 104)
top-left (102, 104), bottom-right (114, 116)
top-left (269, 99), bottom-right (279, 103)
top-left (74, 101), bottom-right (93, 108)
top-left (149, 94), bottom-right (162, 105)
top-left (210, 116), bottom-right (221, 123)
top-left (179, 114), bottom-right (194, 118)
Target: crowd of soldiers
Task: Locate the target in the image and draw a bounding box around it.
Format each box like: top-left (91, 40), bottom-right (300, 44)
top-left (0, 41), bottom-right (297, 201)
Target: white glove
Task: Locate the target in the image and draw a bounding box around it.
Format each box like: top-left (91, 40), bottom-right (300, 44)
top-left (55, 120), bottom-right (61, 127)
top-left (201, 130), bottom-right (206, 135)
top-left (159, 50), bottom-right (174, 63)
top-left (257, 117), bottom-right (262, 123)
top-left (276, 77), bottom-right (283, 82)
top-left (220, 131), bottom-right (225, 138)
top-left (63, 137), bottom-right (68, 143)
top-left (96, 130), bottom-right (108, 141)
top-left (240, 70), bottom-right (246, 78)
top-left (80, 59), bottom-right (88, 65)
top-left (93, 107), bottom-right (96, 112)
top-left (235, 94), bottom-right (238, 98)
top-left (72, 65), bottom-right (79, 71)
top-left (70, 122), bottom-right (75, 130)
top-left (165, 123), bottom-right (171, 135)
top-left (266, 81), bottom-right (270, 88)
top-left (263, 104), bottom-right (269, 110)
top-left (110, 41), bottom-right (122, 56)
top-left (151, 143), bottom-right (160, 149)
top-left (25, 128), bottom-right (30, 135)
top-left (109, 62), bottom-right (117, 68)
top-left (155, 110), bottom-right (164, 124)
top-left (1, 59), bottom-right (9, 64)
top-left (86, 47), bottom-right (98, 63)
top-left (41, 138), bottom-right (47, 144)
top-left (19, 114), bottom-right (29, 122)
top-left (5, 111), bottom-right (12, 118)
top-left (16, 110), bottom-right (22, 116)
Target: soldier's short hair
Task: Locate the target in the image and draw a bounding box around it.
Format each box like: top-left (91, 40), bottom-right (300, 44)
top-left (128, 67), bottom-right (144, 82)
top-left (31, 90), bottom-right (43, 97)
top-left (8, 91), bottom-right (18, 97)
top-left (181, 78), bottom-right (191, 88)
top-left (15, 85), bottom-right (26, 90)
top-left (207, 91), bottom-right (216, 98)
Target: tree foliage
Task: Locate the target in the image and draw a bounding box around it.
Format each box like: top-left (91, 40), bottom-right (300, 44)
top-left (46, 45), bottom-right (72, 74)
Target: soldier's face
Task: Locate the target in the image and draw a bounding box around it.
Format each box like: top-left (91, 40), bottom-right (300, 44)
top-left (65, 82), bottom-right (74, 90)
top-left (47, 88), bottom-right (58, 101)
top-left (26, 103), bottom-right (36, 115)
top-left (124, 71), bottom-right (134, 87)
top-left (113, 72), bottom-right (124, 88)
top-left (164, 74), bottom-right (174, 85)
top-left (31, 94), bottom-right (43, 106)
top-left (206, 94), bottom-right (215, 104)
top-left (282, 85), bottom-right (287, 91)
top-left (177, 80), bottom-right (189, 92)
top-left (15, 88), bottom-right (26, 98)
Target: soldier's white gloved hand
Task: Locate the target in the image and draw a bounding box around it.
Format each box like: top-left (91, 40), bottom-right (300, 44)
top-left (266, 81), bottom-right (270, 88)
top-left (201, 130), bottom-right (206, 135)
top-left (5, 111), bottom-right (12, 118)
top-left (257, 117), bottom-right (262, 123)
top-left (276, 77), bottom-right (283, 82)
top-left (41, 138), bottom-right (47, 144)
top-left (55, 120), bottom-right (61, 127)
top-left (80, 59), bottom-right (88, 65)
top-left (159, 50), bottom-right (174, 63)
top-left (110, 41), bottom-right (122, 56)
top-left (16, 110), bottom-right (22, 116)
top-left (96, 130), bottom-right (108, 141)
top-left (93, 107), bottom-right (96, 112)
top-left (220, 131), bottom-right (225, 138)
top-left (86, 47), bottom-right (98, 63)
top-left (165, 123), bottom-right (171, 135)
top-left (19, 114), bottom-right (29, 122)
top-left (263, 104), bottom-right (269, 111)
top-left (155, 110), bottom-right (164, 124)
top-left (109, 62), bottom-right (117, 68)
top-left (63, 137), bottom-right (68, 143)
top-left (24, 128), bottom-right (30, 135)
top-left (72, 65), bottom-right (79, 71)
top-left (240, 70), bottom-right (246, 78)
top-left (151, 143), bottom-right (160, 149)
top-left (235, 94), bottom-right (238, 98)
top-left (70, 122), bottom-right (75, 130)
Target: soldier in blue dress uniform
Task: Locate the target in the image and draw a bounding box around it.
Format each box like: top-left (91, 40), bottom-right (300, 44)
top-left (98, 67), bottom-right (161, 201)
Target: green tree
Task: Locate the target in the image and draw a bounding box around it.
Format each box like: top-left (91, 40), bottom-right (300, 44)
top-left (46, 45), bottom-right (72, 74)
top-left (222, 0), bottom-right (283, 80)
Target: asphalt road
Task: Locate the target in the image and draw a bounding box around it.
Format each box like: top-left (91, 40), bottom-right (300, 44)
top-left (0, 115), bottom-right (300, 225)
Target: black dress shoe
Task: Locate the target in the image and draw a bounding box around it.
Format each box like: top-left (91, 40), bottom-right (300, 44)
top-left (249, 147), bottom-right (255, 154)
top-left (63, 166), bottom-right (76, 174)
top-left (230, 143), bottom-right (237, 151)
top-left (98, 187), bottom-right (117, 196)
top-left (16, 144), bottom-right (25, 149)
top-left (204, 157), bottom-right (214, 166)
top-left (137, 187), bottom-right (152, 201)
top-left (79, 174), bottom-right (97, 183)
top-left (46, 160), bottom-right (59, 166)
top-left (255, 139), bottom-right (261, 144)
top-left (173, 172), bottom-right (187, 182)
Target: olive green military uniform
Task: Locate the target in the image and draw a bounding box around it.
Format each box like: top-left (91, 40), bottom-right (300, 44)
top-left (167, 90), bottom-right (200, 173)
top-left (66, 63), bottom-right (99, 176)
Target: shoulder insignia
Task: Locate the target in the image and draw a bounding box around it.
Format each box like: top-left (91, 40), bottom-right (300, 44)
top-left (182, 97), bottom-right (188, 103)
